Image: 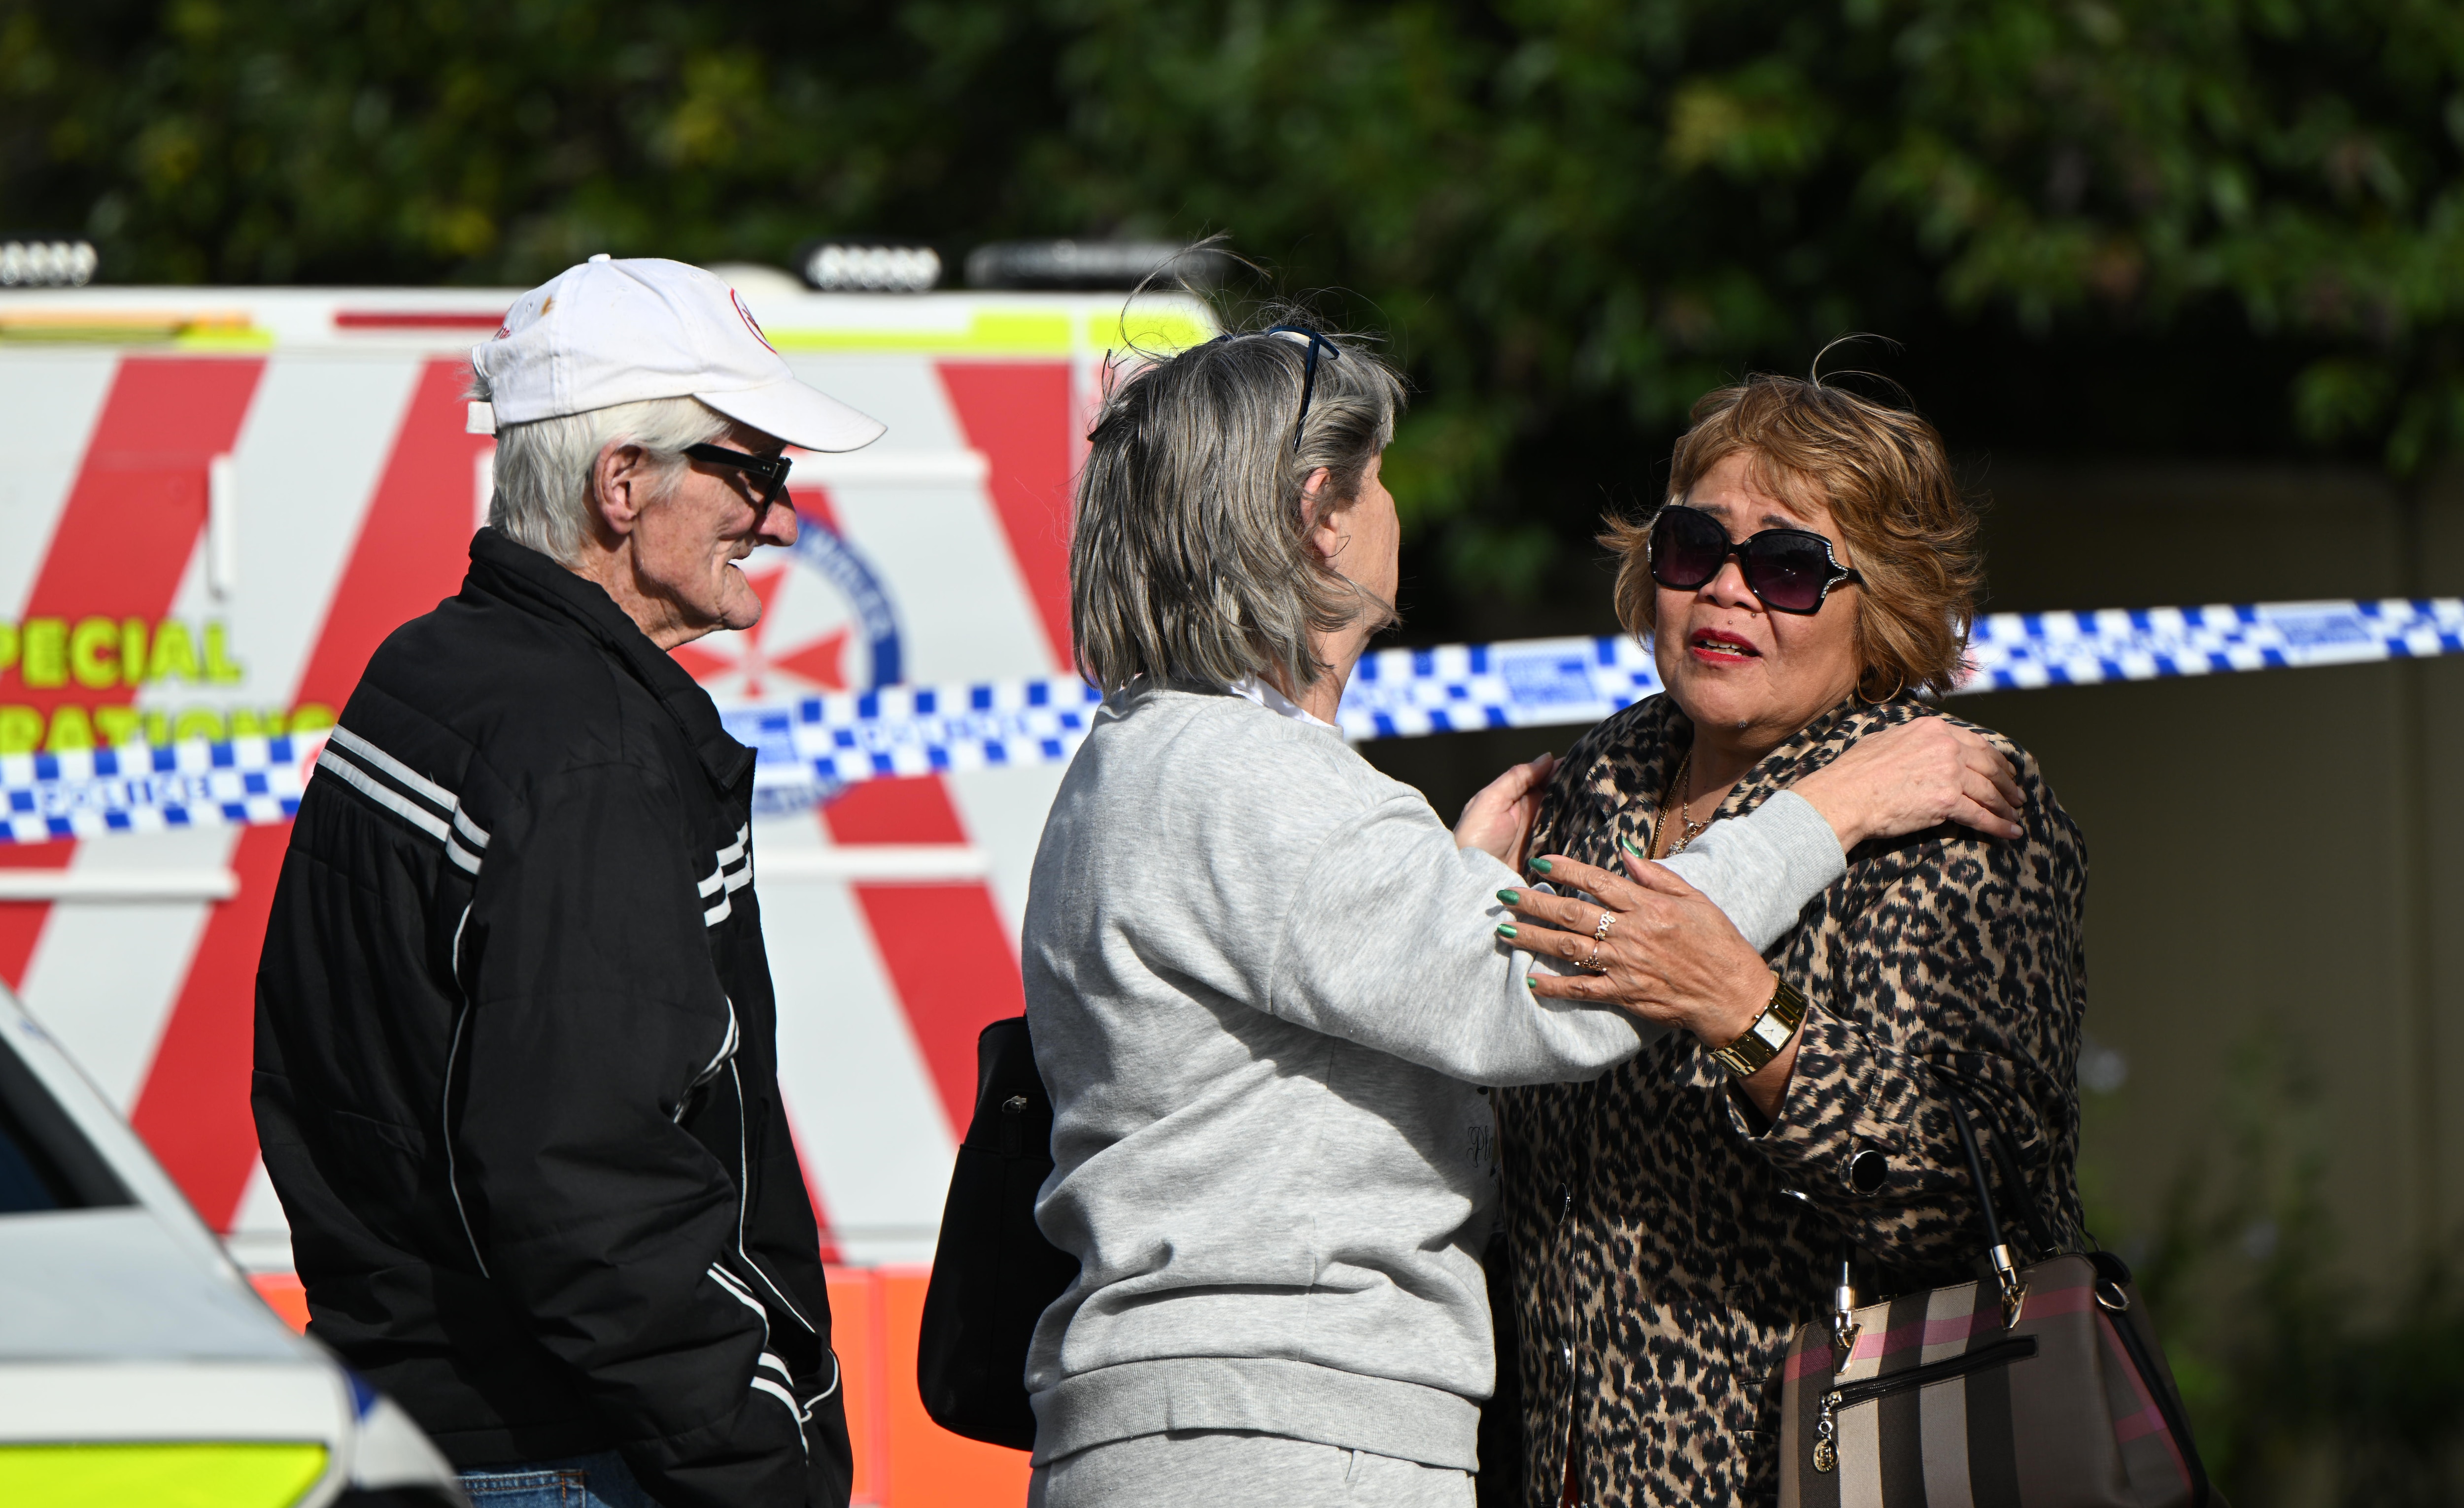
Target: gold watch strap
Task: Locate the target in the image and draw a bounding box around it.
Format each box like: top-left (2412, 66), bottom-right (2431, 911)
top-left (1711, 976), bottom-right (1809, 1077)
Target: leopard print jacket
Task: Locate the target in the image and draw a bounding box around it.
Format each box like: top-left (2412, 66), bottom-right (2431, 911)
top-left (1491, 692), bottom-right (2087, 1507)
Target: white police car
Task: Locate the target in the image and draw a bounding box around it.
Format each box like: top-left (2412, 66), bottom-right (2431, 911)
top-left (0, 986), bottom-right (467, 1507)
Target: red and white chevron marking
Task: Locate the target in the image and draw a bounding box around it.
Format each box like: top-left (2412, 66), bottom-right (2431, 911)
top-left (0, 288), bottom-right (1173, 1272)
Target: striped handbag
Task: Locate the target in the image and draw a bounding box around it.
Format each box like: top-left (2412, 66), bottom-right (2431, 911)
top-left (1779, 1093), bottom-right (2220, 1508)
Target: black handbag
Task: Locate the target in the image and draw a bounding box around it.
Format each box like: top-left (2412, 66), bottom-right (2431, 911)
top-left (1780, 1089), bottom-right (2222, 1507)
top-left (915, 1015), bottom-right (1080, 1450)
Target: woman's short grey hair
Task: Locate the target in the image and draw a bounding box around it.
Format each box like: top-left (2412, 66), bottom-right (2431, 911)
top-left (1073, 322), bottom-right (1405, 696)
top-left (472, 383), bottom-right (732, 565)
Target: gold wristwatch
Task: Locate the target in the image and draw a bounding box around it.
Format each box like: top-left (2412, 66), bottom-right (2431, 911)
top-left (1711, 976), bottom-right (1808, 1076)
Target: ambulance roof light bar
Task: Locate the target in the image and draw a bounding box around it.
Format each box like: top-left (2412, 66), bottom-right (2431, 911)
top-left (797, 241), bottom-right (943, 294)
top-left (965, 240), bottom-right (1227, 292)
top-left (0, 238), bottom-right (98, 288)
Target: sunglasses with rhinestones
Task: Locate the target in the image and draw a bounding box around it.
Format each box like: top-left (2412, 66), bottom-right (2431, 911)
top-left (1646, 504), bottom-right (1863, 615)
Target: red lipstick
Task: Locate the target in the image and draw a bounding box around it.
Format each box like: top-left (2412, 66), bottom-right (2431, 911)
top-left (1687, 628), bottom-right (1760, 663)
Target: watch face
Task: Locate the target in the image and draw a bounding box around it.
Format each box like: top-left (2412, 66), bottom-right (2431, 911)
top-left (1754, 1014), bottom-right (1792, 1049)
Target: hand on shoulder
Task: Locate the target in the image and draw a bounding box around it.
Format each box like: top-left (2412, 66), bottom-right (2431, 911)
top-left (1453, 752), bottom-right (1560, 867)
top-left (1792, 714), bottom-right (2025, 851)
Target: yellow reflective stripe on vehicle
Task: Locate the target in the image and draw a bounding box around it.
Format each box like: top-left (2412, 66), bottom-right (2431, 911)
top-left (0, 313), bottom-right (263, 346)
top-left (0, 1441), bottom-right (328, 1508)
top-left (769, 310), bottom-right (1075, 354)
top-left (172, 327), bottom-right (278, 351)
top-left (1088, 309), bottom-right (1212, 353)
top-left (765, 307), bottom-right (1213, 357)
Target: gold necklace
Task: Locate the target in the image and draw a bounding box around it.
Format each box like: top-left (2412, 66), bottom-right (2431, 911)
top-left (1653, 747), bottom-right (1712, 858)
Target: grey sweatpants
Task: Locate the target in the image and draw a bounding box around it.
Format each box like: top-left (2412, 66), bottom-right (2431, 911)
top-left (1027, 1430), bottom-right (1475, 1508)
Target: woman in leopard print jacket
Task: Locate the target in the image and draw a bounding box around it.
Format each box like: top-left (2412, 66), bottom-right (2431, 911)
top-left (1490, 374), bottom-right (2086, 1506)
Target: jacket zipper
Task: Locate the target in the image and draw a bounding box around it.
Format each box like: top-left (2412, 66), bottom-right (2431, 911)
top-left (441, 898), bottom-right (487, 1277)
top-left (730, 1058), bottom-right (818, 1338)
top-left (1814, 1336), bottom-right (2038, 1470)
top-left (675, 997), bottom-right (740, 1122)
top-left (440, 1000), bottom-right (490, 1278)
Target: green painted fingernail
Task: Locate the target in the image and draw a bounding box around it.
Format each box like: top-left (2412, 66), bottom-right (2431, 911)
top-left (1496, 923), bottom-right (1517, 939)
top-left (1526, 977), bottom-right (1540, 988)
top-left (1619, 835), bottom-right (1643, 856)
top-left (1497, 889), bottom-right (1520, 905)
top-left (1530, 857), bottom-right (1553, 872)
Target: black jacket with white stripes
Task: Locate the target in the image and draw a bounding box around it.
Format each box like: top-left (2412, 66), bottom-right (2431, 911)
top-left (253, 527), bottom-right (850, 1508)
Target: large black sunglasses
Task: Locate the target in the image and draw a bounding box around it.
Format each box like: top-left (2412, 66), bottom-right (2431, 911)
top-left (684, 442), bottom-right (793, 513)
top-left (1647, 505), bottom-right (1863, 615)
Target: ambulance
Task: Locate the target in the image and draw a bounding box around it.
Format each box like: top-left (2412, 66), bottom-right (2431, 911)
top-left (0, 270), bottom-right (1214, 1506)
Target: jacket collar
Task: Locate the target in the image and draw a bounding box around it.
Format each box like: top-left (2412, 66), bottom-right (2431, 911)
top-left (1718, 693), bottom-right (1924, 827)
top-left (1591, 691), bottom-right (1924, 856)
top-left (464, 528), bottom-right (755, 792)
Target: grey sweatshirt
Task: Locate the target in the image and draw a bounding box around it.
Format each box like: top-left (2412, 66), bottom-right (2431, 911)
top-left (1020, 686), bottom-right (1845, 1470)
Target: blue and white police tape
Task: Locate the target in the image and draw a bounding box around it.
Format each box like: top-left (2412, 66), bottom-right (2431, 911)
top-left (1963, 596), bottom-right (2464, 688)
top-left (729, 595), bottom-right (2464, 809)
top-left (2, 734), bottom-right (318, 844)
top-left (7, 596), bottom-right (2463, 842)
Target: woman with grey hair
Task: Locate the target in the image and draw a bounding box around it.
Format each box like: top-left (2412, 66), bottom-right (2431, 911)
top-left (1019, 321), bottom-right (2022, 1507)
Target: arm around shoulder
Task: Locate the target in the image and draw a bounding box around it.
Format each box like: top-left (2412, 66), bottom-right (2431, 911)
top-left (1271, 795), bottom-right (1655, 1085)
top-left (1651, 790), bottom-right (1844, 952)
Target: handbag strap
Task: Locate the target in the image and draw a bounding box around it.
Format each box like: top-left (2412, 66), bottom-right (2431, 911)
top-left (2088, 1252), bottom-right (2215, 1507)
top-left (1951, 1088), bottom-right (2215, 1506)
top-left (1981, 1109), bottom-right (2062, 1260)
top-left (1944, 1090), bottom-right (2008, 1254)
top-left (1944, 1089), bottom-right (2033, 1326)
top-left (1933, 1065), bottom-right (2066, 1261)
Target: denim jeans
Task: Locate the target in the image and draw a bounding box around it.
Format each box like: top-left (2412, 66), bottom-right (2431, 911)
top-left (459, 1450), bottom-right (663, 1508)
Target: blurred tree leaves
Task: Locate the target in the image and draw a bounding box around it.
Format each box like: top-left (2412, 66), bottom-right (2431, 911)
top-left (1, 0), bottom-right (2459, 617)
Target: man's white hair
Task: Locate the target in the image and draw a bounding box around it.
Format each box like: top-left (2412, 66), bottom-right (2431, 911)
top-left (478, 392), bottom-right (733, 565)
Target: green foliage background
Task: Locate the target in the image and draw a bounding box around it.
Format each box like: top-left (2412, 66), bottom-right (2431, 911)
top-left (8, 2), bottom-right (2464, 1495)
top-left (4, 0), bottom-right (2461, 627)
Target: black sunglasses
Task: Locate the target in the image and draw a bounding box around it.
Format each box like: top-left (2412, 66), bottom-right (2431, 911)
top-left (1202, 325), bottom-right (1342, 450)
top-left (684, 442), bottom-right (793, 512)
top-left (1266, 325), bottom-right (1341, 452)
top-left (1647, 505), bottom-right (1863, 615)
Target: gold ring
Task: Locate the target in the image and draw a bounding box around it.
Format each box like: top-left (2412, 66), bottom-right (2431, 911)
top-left (1582, 939), bottom-right (1607, 972)
top-left (1593, 910), bottom-right (1614, 941)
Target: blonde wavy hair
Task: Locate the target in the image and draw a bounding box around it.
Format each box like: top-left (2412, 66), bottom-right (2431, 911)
top-left (1603, 373), bottom-right (1983, 699)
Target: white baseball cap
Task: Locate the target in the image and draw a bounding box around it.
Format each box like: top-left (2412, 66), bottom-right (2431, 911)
top-left (466, 254), bottom-right (886, 452)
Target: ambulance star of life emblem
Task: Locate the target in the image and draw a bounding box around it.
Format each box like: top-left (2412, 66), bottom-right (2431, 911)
top-left (671, 510), bottom-right (902, 814)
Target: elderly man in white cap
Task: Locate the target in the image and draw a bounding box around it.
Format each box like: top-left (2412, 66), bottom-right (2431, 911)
top-left (253, 257), bottom-right (879, 1508)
